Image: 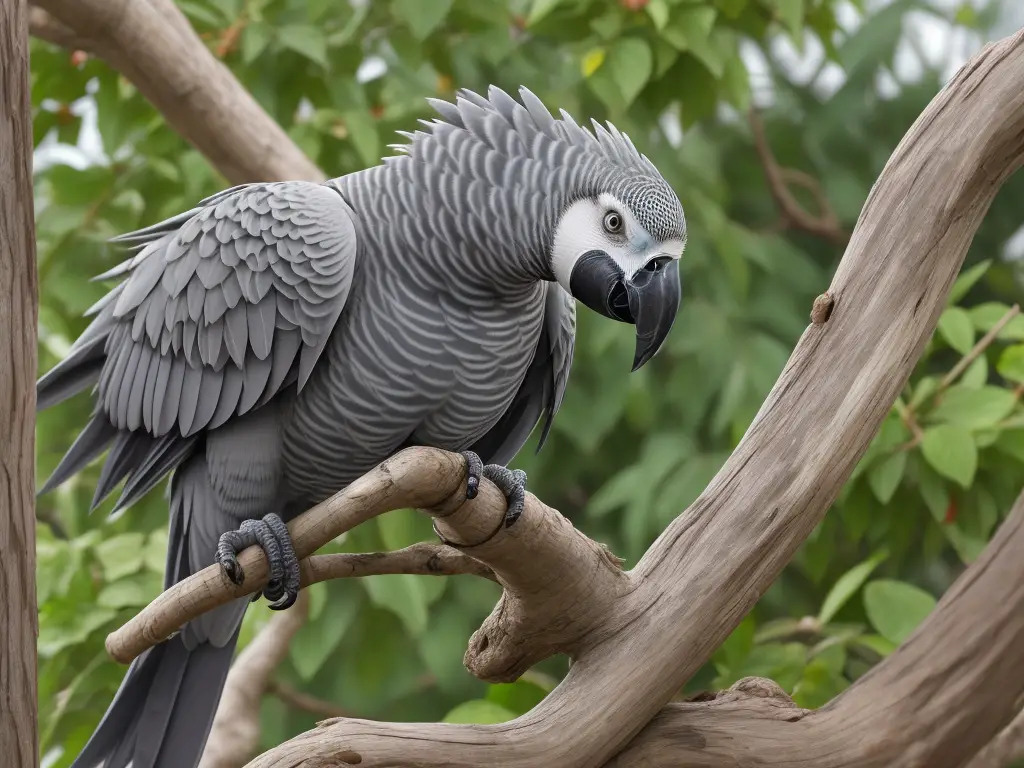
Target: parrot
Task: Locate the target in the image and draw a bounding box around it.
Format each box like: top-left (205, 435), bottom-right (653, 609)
top-left (36, 85), bottom-right (687, 768)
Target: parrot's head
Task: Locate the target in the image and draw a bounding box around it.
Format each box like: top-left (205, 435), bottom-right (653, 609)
top-left (551, 183), bottom-right (686, 372)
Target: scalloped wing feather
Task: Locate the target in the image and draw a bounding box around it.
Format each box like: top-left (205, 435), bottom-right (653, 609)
top-left (97, 181), bottom-right (359, 439)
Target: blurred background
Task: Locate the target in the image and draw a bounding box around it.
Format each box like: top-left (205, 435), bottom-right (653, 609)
top-left (30, 0), bottom-right (1024, 763)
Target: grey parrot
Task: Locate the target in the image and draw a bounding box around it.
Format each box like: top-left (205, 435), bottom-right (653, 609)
top-left (37, 85), bottom-right (686, 768)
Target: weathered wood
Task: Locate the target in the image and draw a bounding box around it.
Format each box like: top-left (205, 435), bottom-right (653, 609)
top-left (0, 0), bottom-right (40, 763)
top-left (31, 0), bottom-right (324, 185)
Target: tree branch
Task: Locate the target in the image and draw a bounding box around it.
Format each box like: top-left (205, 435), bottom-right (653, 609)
top-left (301, 543), bottom-right (497, 585)
top-left (965, 701), bottom-right (1024, 768)
top-left (0, 0), bottom-right (40, 762)
top-left (30, 0), bottom-right (323, 184)
top-left (749, 107), bottom-right (848, 244)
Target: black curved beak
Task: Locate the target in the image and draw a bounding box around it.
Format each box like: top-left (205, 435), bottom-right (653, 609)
top-left (569, 250), bottom-right (681, 371)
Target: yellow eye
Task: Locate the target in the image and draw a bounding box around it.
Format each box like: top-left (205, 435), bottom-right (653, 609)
top-left (603, 211), bottom-right (623, 234)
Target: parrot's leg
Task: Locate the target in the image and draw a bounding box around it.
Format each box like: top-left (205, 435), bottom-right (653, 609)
top-left (215, 513), bottom-right (301, 610)
top-left (458, 451), bottom-right (527, 528)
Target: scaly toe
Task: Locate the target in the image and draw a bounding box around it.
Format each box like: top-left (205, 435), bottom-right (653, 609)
top-left (481, 464), bottom-right (528, 529)
top-left (460, 450), bottom-right (483, 500)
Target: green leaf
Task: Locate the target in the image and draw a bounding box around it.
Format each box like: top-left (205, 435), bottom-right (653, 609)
top-left (948, 259), bottom-right (990, 305)
top-left (863, 579), bottom-right (937, 645)
top-left (342, 109), bottom-right (381, 167)
top-left (242, 22), bottom-right (272, 64)
top-left (969, 303), bottom-right (1024, 340)
top-left (646, 0), bottom-right (669, 30)
top-left (937, 307), bottom-right (974, 355)
top-left (94, 533), bottom-right (147, 582)
top-left (486, 680), bottom-right (548, 715)
top-left (581, 47), bottom-right (606, 78)
top-left (772, 0), bottom-right (805, 36)
top-left (526, 0), bottom-right (564, 26)
top-left (921, 424), bottom-right (977, 488)
top-left (791, 656), bottom-right (848, 709)
top-left (662, 7), bottom-right (717, 51)
top-left (289, 583), bottom-right (363, 680)
top-left (928, 386), bottom-right (1016, 429)
top-left (97, 573), bottom-right (162, 609)
top-left (867, 451), bottom-right (905, 504)
top-left (608, 37), bottom-right (653, 106)
top-left (851, 634), bottom-right (897, 657)
top-left (818, 550), bottom-right (888, 625)
top-left (393, 0), bottom-right (453, 40)
top-left (364, 574), bottom-right (430, 636)
top-left (378, 508), bottom-right (432, 550)
top-left (443, 699), bottom-right (517, 724)
top-left (278, 25), bottom-right (329, 67)
top-left (998, 344), bottom-right (1024, 383)
top-left (961, 355), bottom-right (988, 388)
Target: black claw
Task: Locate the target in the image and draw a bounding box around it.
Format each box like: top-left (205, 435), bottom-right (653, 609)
top-left (217, 528), bottom-right (256, 586)
top-left (460, 450), bottom-right (483, 500)
top-left (262, 513), bottom-right (300, 611)
top-left (216, 513), bottom-right (301, 610)
top-left (481, 464), bottom-right (528, 529)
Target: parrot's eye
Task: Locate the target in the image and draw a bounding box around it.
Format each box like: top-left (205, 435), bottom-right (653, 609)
top-left (603, 211), bottom-right (623, 234)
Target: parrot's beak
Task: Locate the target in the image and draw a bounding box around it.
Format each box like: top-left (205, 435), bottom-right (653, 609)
top-left (568, 251), bottom-right (681, 371)
top-left (626, 256), bottom-right (680, 371)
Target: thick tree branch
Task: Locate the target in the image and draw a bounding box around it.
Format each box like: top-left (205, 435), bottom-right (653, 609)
top-left (0, 0), bottom-right (40, 762)
top-left (199, 592), bottom-right (311, 768)
top-left (965, 701), bottom-right (1024, 768)
top-left (30, 0), bottom-right (323, 184)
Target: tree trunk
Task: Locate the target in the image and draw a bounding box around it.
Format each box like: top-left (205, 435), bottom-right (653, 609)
top-left (0, 0), bottom-right (39, 763)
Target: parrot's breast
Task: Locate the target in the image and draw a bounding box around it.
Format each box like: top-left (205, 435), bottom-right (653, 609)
top-left (278, 264), bottom-right (546, 506)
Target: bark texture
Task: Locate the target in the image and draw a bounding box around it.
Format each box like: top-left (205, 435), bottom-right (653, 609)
top-left (0, 0), bottom-right (39, 763)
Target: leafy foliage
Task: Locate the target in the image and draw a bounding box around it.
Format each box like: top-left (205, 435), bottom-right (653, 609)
top-left (31, 0), bottom-right (1023, 761)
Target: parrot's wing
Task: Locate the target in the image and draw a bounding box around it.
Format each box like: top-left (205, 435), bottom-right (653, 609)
top-left (468, 281), bottom-right (576, 466)
top-left (36, 181), bottom-right (359, 506)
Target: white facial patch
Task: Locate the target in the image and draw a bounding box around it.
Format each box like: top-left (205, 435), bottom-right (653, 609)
top-left (551, 195), bottom-right (685, 293)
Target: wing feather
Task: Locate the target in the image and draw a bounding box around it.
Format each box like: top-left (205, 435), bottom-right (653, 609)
top-left (91, 181), bottom-right (357, 443)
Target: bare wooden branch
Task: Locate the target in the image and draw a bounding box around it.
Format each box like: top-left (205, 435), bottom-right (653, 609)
top-left (268, 680), bottom-right (353, 721)
top-left (105, 448), bottom-right (483, 663)
top-left (300, 543), bottom-right (497, 585)
top-left (0, 0), bottom-right (40, 763)
top-left (27, 6), bottom-right (87, 50)
top-left (965, 701), bottom-right (1024, 768)
top-left (31, 0), bottom-right (323, 184)
top-left (199, 592), bottom-right (311, 768)
top-left (749, 108), bottom-right (848, 244)
top-left (242, 27), bottom-right (1024, 768)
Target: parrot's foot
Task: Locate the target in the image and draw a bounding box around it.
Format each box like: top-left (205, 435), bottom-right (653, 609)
top-left (459, 450), bottom-right (484, 499)
top-left (484, 465), bottom-right (528, 528)
top-left (216, 513), bottom-right (301, 611)
top-left (458, 451), bottom-right (528, 528)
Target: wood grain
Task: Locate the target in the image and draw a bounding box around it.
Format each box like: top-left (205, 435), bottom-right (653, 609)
top-left (0, 0), bottom-right (39, 763)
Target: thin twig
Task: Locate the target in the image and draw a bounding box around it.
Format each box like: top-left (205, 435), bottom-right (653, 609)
top-left (268, 681), bottom-right (353, 720)
top-left (300, 542), bottom-right (497, 587)
top-left (748, 108), bottom-right (848, 245)
top-left (939, 303), bottom-right (1021, 391)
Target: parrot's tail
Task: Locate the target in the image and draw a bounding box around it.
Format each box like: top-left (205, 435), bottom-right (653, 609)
top-left (74, 454), bottom-right (250, 768)
top-left (70, 631), bottom-right (239, 768)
